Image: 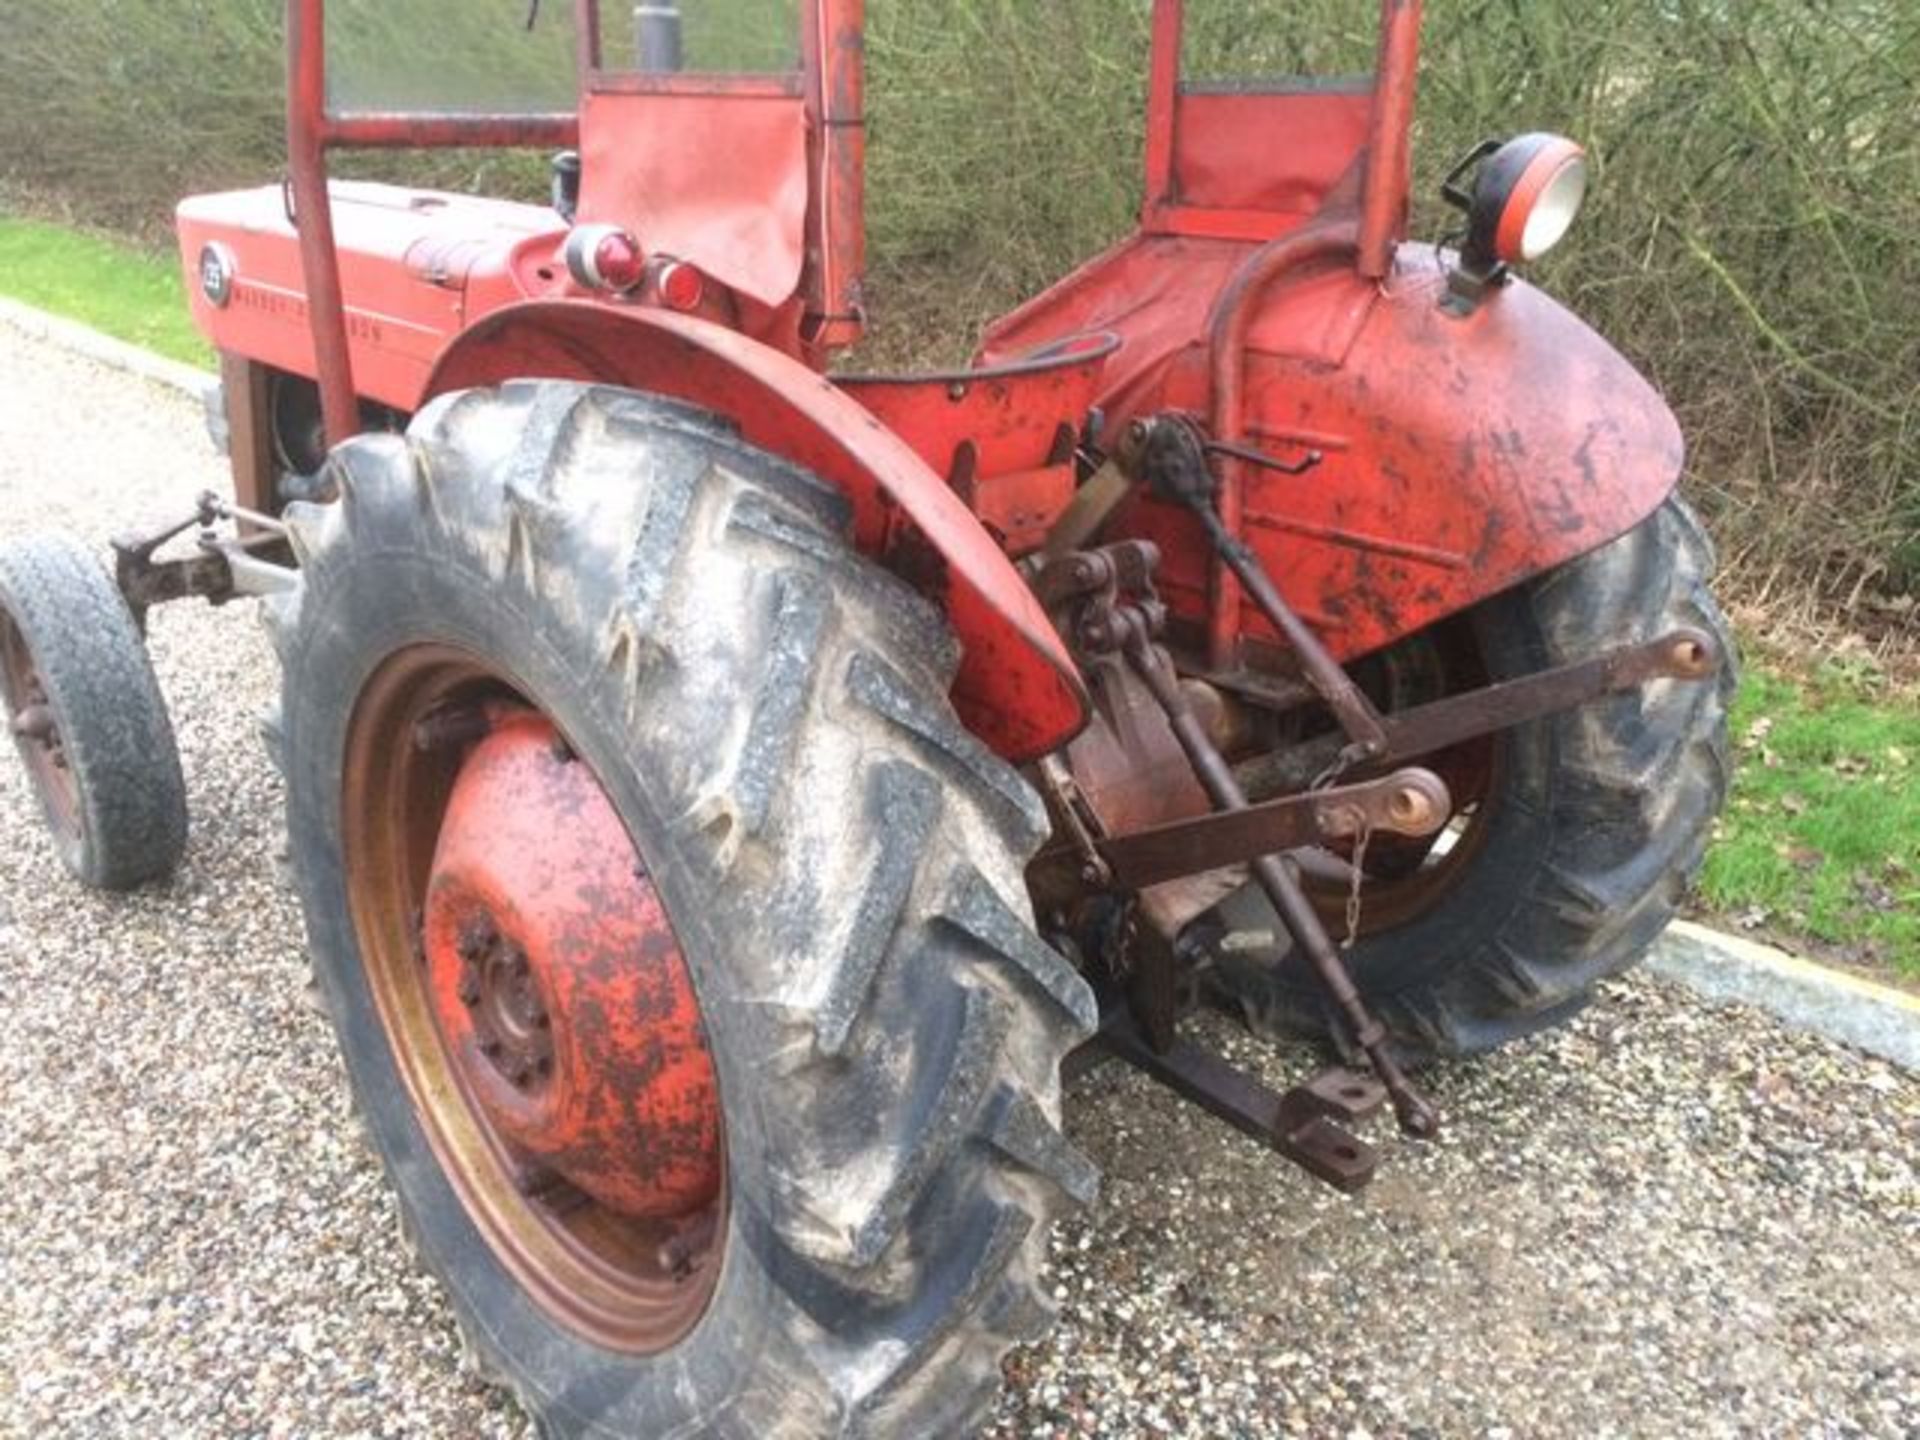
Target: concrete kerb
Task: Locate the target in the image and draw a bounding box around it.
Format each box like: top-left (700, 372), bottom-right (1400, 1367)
top-left (1651, 920), bottom-right (1919, 1073)
top-left (0, 297), bottom-right (213, 401)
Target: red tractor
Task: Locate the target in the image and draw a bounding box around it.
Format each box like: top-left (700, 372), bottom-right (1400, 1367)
top-left (0, 2), bottom-right (1733, 1433)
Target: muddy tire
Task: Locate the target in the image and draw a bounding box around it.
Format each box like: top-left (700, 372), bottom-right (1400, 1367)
top-left (0, 532), bottom-right (187, 889)
top-left (267, 381), bottom-right (1098, 1438)
top-left (1216, 497), bottom-right (1735, 1057)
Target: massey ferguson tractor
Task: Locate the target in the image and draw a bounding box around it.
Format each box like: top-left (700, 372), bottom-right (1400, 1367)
top-left (0, 1), bottom-right (1734, 1433)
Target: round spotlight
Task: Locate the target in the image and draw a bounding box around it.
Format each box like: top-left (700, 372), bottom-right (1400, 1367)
top-left (1468, 132), bottom-right (1589, 266)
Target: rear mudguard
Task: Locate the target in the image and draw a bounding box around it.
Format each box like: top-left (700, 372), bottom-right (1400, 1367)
top-left (426, 302), bottom-right (1089, 762)
top-left (993, 238), bottom-right (1686, 667)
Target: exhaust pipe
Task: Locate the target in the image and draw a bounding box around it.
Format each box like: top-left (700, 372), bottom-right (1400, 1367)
top-left (634, 2), bottom-right (684, 72)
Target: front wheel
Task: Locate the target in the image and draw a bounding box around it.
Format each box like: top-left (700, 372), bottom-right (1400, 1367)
top-left (270, 382), bottom-right (1098, 1438)
top-left (1215, 497), bottom-right (1735, 1057)
top-left (0, 532), bottom-right (187, 889)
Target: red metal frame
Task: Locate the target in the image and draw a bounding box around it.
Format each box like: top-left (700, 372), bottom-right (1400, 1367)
top-left (286, 0), bottom-right (865, 444)
top-left (1357, 0), bottom-right (1422, 279)
top-left (185, 0), bottom-right (1686, 761)
top-left (1204, 219), bottom-right (1363, 670)
top-left (1140, 0), bottom-right (1420, 248)
top-left (287, 2), bottom-right (582, 440)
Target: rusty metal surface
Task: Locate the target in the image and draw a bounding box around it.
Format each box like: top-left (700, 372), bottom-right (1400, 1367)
top-left (1140, 1), bottom-right (1378, 243)
top-left (216, 351), bottom-right (278, 518)
top-left (574, 87), bottom-right (809, 311)
top-left (423, 711), bottom-right (721, 1221)
top-left (983, 0), bottom-right (1687, 675)
top-left (840, 331), bottom-right (1117, 553)
top-left (1050, 541), bottom-right (1441, 1139)
top-left (110, 499), bottom-right (235, 625)
top-left (342, 647), bottom-right (727, 1354)
top-left (800, 0), bottom-right (867, 349)
top-left (1092, 1012), bottom-right (1381, 1194)
top-left (1203, 220), bottom-right (1363, 672)
top-left (0, 607), bottom-right (79, 845)
top-left (108, 492), bottom-right (304, 625)
top-left (996, 247), bottom-right (1687, 672)
top-left (1122, 414), bottom-right (1388, 755)
top-left (1119, 620), bottom-right (1440, 1139)
top-left (1087, 766), bottom-right (1450, 892)
top-left (1378, 626), bottom-right (1720, 757)
top-left (1237, 625), bottom-right (1724, 800)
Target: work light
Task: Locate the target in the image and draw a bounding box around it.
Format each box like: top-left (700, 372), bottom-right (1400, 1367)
top-left (1443, 132), bottom-right (1590, 271)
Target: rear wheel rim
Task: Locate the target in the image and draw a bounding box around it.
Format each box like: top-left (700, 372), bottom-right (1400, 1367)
top-left (0, 608), bottom-right (81, 846)
top-left (342, 644), bottom-right (728, 1354)
top-left (1306, 618), bottom-right (1505, 937)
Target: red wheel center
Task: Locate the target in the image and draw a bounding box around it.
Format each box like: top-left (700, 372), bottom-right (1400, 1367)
top-left (422, 711), bottom-right (721, 1222)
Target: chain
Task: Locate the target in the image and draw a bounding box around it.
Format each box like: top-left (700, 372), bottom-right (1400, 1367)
top-left (1310, 753), bottom-right (1349, 792)
top-left (1342, 821), bottom-right (1373, 952)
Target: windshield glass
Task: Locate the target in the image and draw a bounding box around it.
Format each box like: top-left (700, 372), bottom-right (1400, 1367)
top-left (597, 0), bottom-right (802, 75)
top-left (326, 0), bottom-right (580, 114)
top-left (1182, 0), bottom-right (1380, 82)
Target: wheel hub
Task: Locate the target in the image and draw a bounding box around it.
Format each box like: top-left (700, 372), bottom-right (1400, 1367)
top-left (422, 711), bottom-right (721, 1222)
top-left (0, 611), bottom-right (77, 832)
top-left (452, 917), bottom-right (555, 1091)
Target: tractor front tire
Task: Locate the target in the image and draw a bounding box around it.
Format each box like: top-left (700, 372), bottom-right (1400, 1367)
top-left (268, 382), bottom-right (1098, 1438)
top-left (0, 532), bottom-right (188, 890)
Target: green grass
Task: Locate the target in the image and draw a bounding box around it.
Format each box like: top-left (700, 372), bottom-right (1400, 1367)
top-left (1701, 659), bottom-right (1920, 978)
top-left (0, 216), bottom-right (211, 368)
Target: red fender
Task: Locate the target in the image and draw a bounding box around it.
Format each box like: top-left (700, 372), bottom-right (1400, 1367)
top-left (985, 237), bottom-right (1687, 667)
top-left (425, 302), bottom-right (1088, 762)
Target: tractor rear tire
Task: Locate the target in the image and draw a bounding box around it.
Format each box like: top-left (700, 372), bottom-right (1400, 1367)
top-left (1215, 496), bottom-right (1734, 1058)
top-left (0, 532), bottom-right (188, 890)
top-left (268, 381), bottom-right (1098, 1439)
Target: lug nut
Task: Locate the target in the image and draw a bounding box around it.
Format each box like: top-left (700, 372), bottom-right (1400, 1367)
top-left (456, 917), bottom-right (498, 963)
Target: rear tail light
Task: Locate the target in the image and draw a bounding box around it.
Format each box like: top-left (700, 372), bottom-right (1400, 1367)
top-left (654, 260), bottom-right (706, 313)
top-left (563, 225), bottom-right (646, 293)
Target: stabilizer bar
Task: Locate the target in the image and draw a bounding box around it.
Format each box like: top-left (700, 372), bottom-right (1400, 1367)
top-left (1239, 626), bottom-right (1722, 799)
top-left (1087, 766), bottom-right (1450, 891)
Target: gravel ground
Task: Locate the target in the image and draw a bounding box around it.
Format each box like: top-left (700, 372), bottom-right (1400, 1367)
top-left (1, 326), bottom-right (1916, 1439)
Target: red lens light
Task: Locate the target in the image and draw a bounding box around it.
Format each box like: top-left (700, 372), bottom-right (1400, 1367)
top-left (562, 224), bottom-right (646, 293)
top-left (656, 260), bottom-right (705, 312)
top-left (593, 232), bottom-right (646, 292)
